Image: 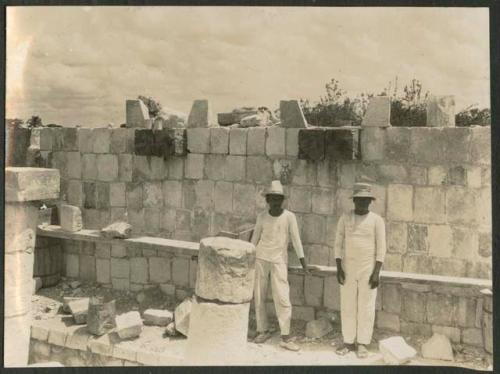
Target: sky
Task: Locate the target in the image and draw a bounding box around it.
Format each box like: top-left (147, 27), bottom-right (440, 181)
top-left (6, 6), bottom-right (490, 127)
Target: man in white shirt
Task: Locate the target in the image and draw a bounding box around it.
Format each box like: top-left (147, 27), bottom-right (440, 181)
top-left (334, 183), bottom-right (386, 358)
top-left (251, 180), bottom-right (310, 351)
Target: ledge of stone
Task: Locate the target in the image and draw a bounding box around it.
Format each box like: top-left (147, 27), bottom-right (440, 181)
top-left (6, 167), bottom-right (60, 202)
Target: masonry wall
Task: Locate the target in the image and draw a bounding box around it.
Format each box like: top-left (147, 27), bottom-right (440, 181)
top-left (27, 125), bottom-right (491, 279)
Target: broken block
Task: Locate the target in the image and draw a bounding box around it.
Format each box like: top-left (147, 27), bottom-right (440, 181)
top-left (362, 96), bottom-right (391, 127)
top-left (187, 100), bottom-right (215, 128)
top-left (6, 167), bottom-right (60, 202)
top-left (68, 298), bottom-right (90, 325)
top-left (101, 221), bottom-right (132, 239)
top-left (174, 298), bottom-right (193, 337)
top-left (280, 100), bottom-right (308, 128)
top-left (63, 297), bottom-right (86, 313)
top-left (195, 237), bottom-right (256, 303)
top-left (164, 322), bottom-right (178, 337)
top-left (115, 311), bottom-right (143, 339)
top-left (379, 336), bottom-right (417, 365)
top-left (126, 100), bottom-right (150, 128)
top-left (59, 204), bottom-right (83, 232)
top-left (305, 318), bottom-right (333, 339)
top-left (143, 309), bottom-right (174, 326)
top-left (426, 96), bottom-right (455, 127)
top-left (421, 333), bottom-right (454, 361)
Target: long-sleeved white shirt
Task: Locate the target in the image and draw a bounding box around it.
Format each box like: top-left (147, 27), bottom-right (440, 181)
top-left (251, 209), bottom-right (305, 264)
top-left (334, 210), bottom-right (386, 265)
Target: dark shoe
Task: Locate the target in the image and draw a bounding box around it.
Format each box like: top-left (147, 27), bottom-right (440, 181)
top-left (254, 331), bottom-right (272, 344)
top-left (336, 343), bottom-right (355, 356)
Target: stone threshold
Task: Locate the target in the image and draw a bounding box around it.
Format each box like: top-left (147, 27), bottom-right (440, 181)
top-left (38, 225), bottom-right (491, 290)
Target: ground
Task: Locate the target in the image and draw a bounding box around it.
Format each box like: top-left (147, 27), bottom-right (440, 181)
top-left (32, 280), bottom-right (492, 369)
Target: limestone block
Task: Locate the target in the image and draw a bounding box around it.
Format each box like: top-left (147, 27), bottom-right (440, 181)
top-left (421, 333), bottom-right (454, 361)
top-left (361, 127), bottom-right (386, 160)
top-left (482, 312), bottom-right (492, 353)
top-left (93, 128), bottom-right (112, 153)
top-left (68, 297), bottom-right (90, 324)
top-left (32, 277), bottom-right (43, 294)
top-left (225, 156), bottom-right (246, 182)
top-left (325, 128), bottom-right (360, 160)
top-left (246, 156), bottom-right (273, 183)
top-left (66, 152), bottom-right (82, 179)
top-left (150, 256), bottom-right (171, 284)
top-left (116, 311), bottom-right (143, 339)
top-left (246, 127), bottom-right (266, 155)
top-left (101, 222), bottom-right (132, 239)
top-left (376, 311), bottom-right (400, 332)
top-left (431, 325), bottom-right (461, 343)
top-left (280, 100), bottom-right (308, 128)
top-left (96, 259), bottom-right (111, 284)
top-left (481, 289), bottom-right (492, 313)
top-left (163, 180), bottom-right (183, 208)
top-left (130, 257), bottom-right (148, 284)
top-left (379, 336), bottom-right (417, 365)
top-left (285, 128), bottom-right (300, 157)
top-left (214, 181), bottom-right (233, 213)
top-left (185, 154), bottom-right (205, 179)
top-left (111, 258), bottom-right (130, 279)
top-left (196, 237), bottom-right (256, 303)
top-left (305, 318), bottom-right (333, 338)
top-left (96, 154), bottom-right (119, 182)
top-left (134, 129), bottom-right (155, 156)
top-left (187, 128), bottom-right (211, 154)
top-left (462, 328), bottom-right (483, 347)
top-left (6, 167), bottom-right (60, 202)
top-left (427, 225), bottom-right (453, 258)
top-left (60, 205), bottom-right (83, 232)
top-left (382, 283), bottom-right (402, 314)
top-left (289, 186), bottom-right (311, 213)
top-left (312, 187), bottom-right (334, 215)
top-left (298, 128), bottom-right (325, 161)
top-left (471, 127), bottom-right (491, 165)
top-left (266, 127), bottom-right (286, 158)
top-left (232, 184), bottom-right (256, 217)
top-left (402, 290), bottom-right (427, 323)
top-left (174, 297), bottom-right (193, 336)
top-left (187, 100), bottom-right (215, 128)
top-left (292, 305), bottom-right (315, 321)
top-left (304, 275), bottom-right (324, 307)
top-left (426, 293), bottom-right (457, 326)
top-left (303, 214), bottom-right (326, 244)
top-left (426, 96), bottom-right (455, 127)
top-left (387, 184), bottom-right (413, 222)
top-left (323, 277), bottom-right (340, 311)
top-left (210, 127), bottom-right (230, 154)
top-left (362, 96), bottom-right (391, 127)
top-left (229, 128), bottom-right (248, 155)
top-left (126, 99), bottom-right (150, 128)
top-left (143, 309), bottom-right (173, 326)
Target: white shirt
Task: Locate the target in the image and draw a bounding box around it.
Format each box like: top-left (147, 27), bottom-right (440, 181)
top-left (251, 209), bottom-right (305, 264)
top-left (334, 210), bottom-right (386, 266)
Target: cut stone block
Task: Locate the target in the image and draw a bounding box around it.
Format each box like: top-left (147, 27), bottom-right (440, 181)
top-left (59, 204), bottom-right (83, 232)
top-left (187, 128), bottom-right (211, 154)
top-left (426, 96), bottom-right (455, 127)
top-left (324, 129), bottom-right (360, 160)
top-left (298, 129), bottom-right (325, 161)
top-left (68, 298), bottom-right (90, 325)
top-left (32, 277), bottom-right (42, 294)
top-left (143, 309), bottom-right (173, 326)
top-left (187, 100), bottom-right (215, 128)
top-left (305, 318), bottom-right (333, 339)
top-left (362, 96), bottom-right (391, 127)
top-left (265, 127), bottom-right (286, 158)
top-left (174, 297), bottom-right (193, 336)
top-left (379, 336), bottom-right (417, 365)
top-left (6, 167), bottom-right (60, 202)
top-left (210, 127), bottom-right (230, 154)
top-left (195, 237), bottom-right (256, 303)
top-left (421, 333), bottom-right (454, 361)
top-left (280, 100), bottom-right (308, 128)
top-left (126, 99), bottom-right (150, 128)
top-left (115, 311), bottom-right (143, 339)
top-left (101, 221), bottom-right (132, 239)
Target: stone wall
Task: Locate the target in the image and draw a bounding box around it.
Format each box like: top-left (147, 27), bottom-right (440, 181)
top-left (36, 229), bottom-right (491, 350)
top-left (29, 125), bottom-right (491, 279)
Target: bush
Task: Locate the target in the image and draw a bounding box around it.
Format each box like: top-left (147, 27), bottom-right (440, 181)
top-left (138, 95), bottom-right (162, 118)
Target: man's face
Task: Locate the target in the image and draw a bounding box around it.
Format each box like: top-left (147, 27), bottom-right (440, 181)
top-left (266, 194), bottom-right (284, 210)
top-left (353, 197), bottom-right (373, 211)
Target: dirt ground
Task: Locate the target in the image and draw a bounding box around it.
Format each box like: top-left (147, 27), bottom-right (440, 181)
top-left (32, 279), bottom-right (492, 369)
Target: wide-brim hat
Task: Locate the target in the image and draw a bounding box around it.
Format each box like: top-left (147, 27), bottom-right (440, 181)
top-left (352, 182), bottom-right (376, 200)
top-left (262, 180), bottom-right (286, 197)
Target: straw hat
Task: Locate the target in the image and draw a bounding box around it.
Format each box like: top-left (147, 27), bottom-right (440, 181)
top-left (352, 182), bottom-right (376, 200)
top-left (263, 180), bottom-right (286, 197)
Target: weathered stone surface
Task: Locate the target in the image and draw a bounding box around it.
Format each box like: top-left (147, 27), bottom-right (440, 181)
top-left (298, 128), bottom-right (325, 161)
top-left (387, 184), bottom-right (413, 222)
top-left (115, 311), bottom-right (143, 339)
top-left (60, 205), bottom-right (83, 232)
top-left (362, 96), bottom-right (391, 127)
top-left (428, 225), bottom-right (453, 258)
top-left (462, 328), bottom-right (483, 347)
top-left (6, 167), bottom-right (60, 202)
top-left (280, 100), bottom-right (308, 128)
top-left (407, 224), bottom-right (428, 253)
top-left (164, 321), bottom-right (178, 337)
top-left (376, 311), bottom-right (400, 332)
top-left (431, 325), bottom-right (461, 343)
top-left (305, 318), bottom-right (333, 338)
top-left (482, 312), bottom-right (492, 353)
top-left (379, 336), bottom-right (417, 365)
top-left (101, 222), bottom-right (132, 239)
top-left (174, 297), bottom-right (193, 336)
top-left (324, 277), bottom-right (340, 311)
top-left (196, 237), bottom-right (256, 303)
top-left (421, 333), bottom-right (454, 361)
top-left (229, 128), bottom-right (247, 155)
top-left (286, 128), bottom-right (300, 157)
top-left (246, 156), bottom-right (273, 183)
top-left (32, 277), bottom-right (43, 294)
top-left (185, 154), bottom-right (205, 179)
top-left (246, 127), bottom-right (266, 155)
top-left (126, 99), bottom-right (150, 128)
top-left (185, 300), bottom-right (251, 365)
top-left (187, 100), bottom-right (215, 128)
top-left (481, 289), bottom-right (492, 313)
top-left (304, 275), bottom-right (324, 307)
top-left (426, 293), bottom-right (457, 326)
top-left (361, 127), bottom-right (386, 160)
top-left (266, 127), bottom-right (286, 158)
top-left (324, 128), bottom-right (360, 160)
top-left (402, 290), bottom-right (427, 323)
top-left (143, 309), bottom-right (173, 326)
top-left (426, 96), bottom-right (455, 127)
top-left (413, 187), bottom-right (446, 224)
top-left (289, 186), bottom-right (312, 213)
top-left (210, 127), bottom-right (230, 154)
top-left (68, 298), bottom-right (90, 324)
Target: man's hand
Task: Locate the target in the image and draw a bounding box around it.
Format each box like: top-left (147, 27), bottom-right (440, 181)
top-left (336, 258), bottom-right (345, 285)
top-left (368, 271), bottom-right (380, 289)
top-left (299, 257), bottom-right (310, 275)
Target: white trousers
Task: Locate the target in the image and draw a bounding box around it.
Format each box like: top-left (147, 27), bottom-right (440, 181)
top-left (254, 259), bottom-right (292, 336)
top-left (340, 262), bottom-right (377, 345)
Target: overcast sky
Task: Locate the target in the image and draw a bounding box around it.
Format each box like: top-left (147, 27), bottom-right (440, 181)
top-left (7, 6), bottom-right (490, 127)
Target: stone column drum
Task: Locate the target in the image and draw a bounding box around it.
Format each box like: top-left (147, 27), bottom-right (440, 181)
top-left (185, 237), bottom-right (255, 365)
top-left (4, 167), bottom-right (59, 367)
